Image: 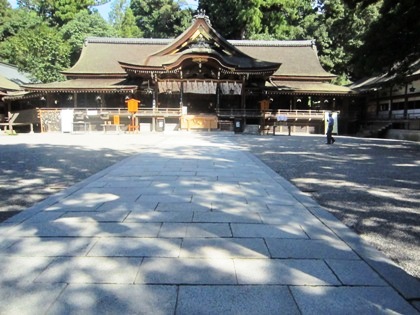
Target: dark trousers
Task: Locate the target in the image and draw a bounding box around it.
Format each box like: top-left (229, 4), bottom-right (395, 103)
top-left (326, 126), bottom-right (335, 144)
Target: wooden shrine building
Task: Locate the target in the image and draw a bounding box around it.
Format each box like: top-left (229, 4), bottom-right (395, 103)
top-left (7, 11), bottom-right (356, 134)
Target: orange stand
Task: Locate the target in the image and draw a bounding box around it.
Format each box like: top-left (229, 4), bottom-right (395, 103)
top-left (125, 98), bottom-right (140, 132)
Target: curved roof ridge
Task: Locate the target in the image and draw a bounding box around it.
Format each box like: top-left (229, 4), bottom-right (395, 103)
top-left (85, 37), bottom-right (173, 45)
top-left (228, 40), bottom-right (314, 47)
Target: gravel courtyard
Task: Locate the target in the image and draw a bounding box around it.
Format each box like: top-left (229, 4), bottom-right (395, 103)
top-left (237, 134), bottom-right (420, 279)
top-left (0, 132), bottom-right (419, 279)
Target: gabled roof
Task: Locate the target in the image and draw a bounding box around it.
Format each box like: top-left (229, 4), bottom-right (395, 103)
top-left (119, 14), bottom-right (280, 75)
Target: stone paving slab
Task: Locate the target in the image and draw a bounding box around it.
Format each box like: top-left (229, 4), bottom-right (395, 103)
top-left (35, 257), bottom-right (142, 284)
top-left (290, 286), bottom-right (418, 315)
top-left (234, 258), bottom-right (341, 285)
top-left (87, 238), bottom-right (183, 257)
top-left (176, 285), bottom-right (300, 315)
top-left (265, 238), bottom-right (359, 259)
top-left (0, 133), bottom-right (418, 314)
top-left (136, 258), bottom-right (237, 284)
top-left (180, 238), bottom-right (270, 258)
top-left (47, 284), bottom-right (178, 315)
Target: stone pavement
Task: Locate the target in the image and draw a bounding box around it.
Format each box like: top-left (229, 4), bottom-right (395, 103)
top-left (0, 133), bottom-right (419, 314)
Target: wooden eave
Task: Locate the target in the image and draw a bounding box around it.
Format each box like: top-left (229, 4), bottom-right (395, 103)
top-left (147, 17), bottom-right (249, 60)
top-left (121, 52), bottom-right (280, 76)
top-left (271, 75), bottom-right (336, 82)
top-left (22, 78), bottom-right (137, 94)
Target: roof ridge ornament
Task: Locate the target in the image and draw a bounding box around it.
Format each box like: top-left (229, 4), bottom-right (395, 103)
top-left (193, 9), bottom-right (211, 26)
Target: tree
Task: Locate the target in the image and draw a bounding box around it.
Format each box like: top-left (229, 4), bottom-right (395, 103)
top-left (119, 8), bottom-right (143, 38)
top-left (198, 0), bottom-right (256, 39)
top-left (16, 0), bottom-right (111, 26)
top-left (60, 11), bottom-right (117, 64)
top-left (198, 0), bottom-right (317, 40)
top-left (256, 0), bottom-right (317, 40)
top-left (309, 0), bottom-right (381, 84)
top-left (109, 0), bottom-right (142, 37)
top-left (1, 21), bottom-right (70, 82)
top-left (130, 0), bottom-right (192, 38)
top-left (349, 0), bottom-right (420, 79)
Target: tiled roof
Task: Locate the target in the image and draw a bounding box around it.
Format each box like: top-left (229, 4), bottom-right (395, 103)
top-left (271, 80), bottom-right (354, 95)
top-left (63, 39), bottom-right (169, 76)
top-left (0, 62), bottom-right (32, 85)
top-left (0, 74), bottom-right (22, 91)
top-left (65, 37), bottom-right (334, 79)
top-left (233, 41), bottom-right (334, 78)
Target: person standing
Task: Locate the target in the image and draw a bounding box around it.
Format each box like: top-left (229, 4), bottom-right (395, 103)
top-left (326, 112), bottom-right (335, 144)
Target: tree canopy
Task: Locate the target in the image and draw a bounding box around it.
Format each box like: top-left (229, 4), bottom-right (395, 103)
top-left (0, 0), bottom-right (418, 84)
top-left (348, 0), bottom-right (420, 78)
top-left (130, 0), bottom-right (192, 38)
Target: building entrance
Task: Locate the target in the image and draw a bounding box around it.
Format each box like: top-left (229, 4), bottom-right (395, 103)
top-left (183, 94), bottom-right (217, 115)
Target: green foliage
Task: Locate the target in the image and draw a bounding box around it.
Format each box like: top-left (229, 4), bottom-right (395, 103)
top-left (199, 0), bottom-right (316, 40)
top-left (309, 0), bottom-right (381, 82)
top-left (130, 0), bottom-right (192, 38)
top-left (198, 0), bottom-right (244, 39)
top-left (2, 0), bottom-right (417, 85)
top-left (350, 0), bottom-right (420, 78)
top-left (0, 0), bottom-right (12, 19)
top-left (0, 7), bottom-right (42, 40)
top-left (119, 8), bottom-right (143, 38)
top-left (16, 0), bottom-right (111, 26)
top-left (109, 0), bottom-right (143, 37)
top-left (0, 8), bottom-right (114, 82)
top-left (60, 11), bottom-right (117, 64)
top-left (1, 22), bottom-right (70, 82)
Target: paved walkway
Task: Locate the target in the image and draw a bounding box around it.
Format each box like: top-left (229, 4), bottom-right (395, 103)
top-left (0, 133), bottom-right (418, 314)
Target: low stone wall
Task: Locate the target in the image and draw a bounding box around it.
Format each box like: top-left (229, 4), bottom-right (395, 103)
top-left (386, 129), bottom-right (420, 142)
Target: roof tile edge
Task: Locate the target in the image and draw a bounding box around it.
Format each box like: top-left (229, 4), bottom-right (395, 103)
top-left (85, 37), bottom-right (314, 47)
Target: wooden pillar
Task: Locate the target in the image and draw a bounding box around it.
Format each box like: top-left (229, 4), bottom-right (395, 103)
top-left (241, 76), bottom-right (246, 110)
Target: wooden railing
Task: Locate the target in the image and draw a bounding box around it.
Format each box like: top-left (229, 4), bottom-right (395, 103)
top-left (265, 109), bottom-right (326, 120)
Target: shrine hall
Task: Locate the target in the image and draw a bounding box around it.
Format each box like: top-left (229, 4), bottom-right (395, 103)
top-left (6, 11), bottom-right (356, 134)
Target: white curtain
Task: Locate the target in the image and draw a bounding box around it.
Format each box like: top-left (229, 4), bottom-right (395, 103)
top-left (183, 81), bottom-right (217, 94)
top-left (220, 82), bottom-right (242, 95)
top-left (157, 81), bottom-right (181, 93)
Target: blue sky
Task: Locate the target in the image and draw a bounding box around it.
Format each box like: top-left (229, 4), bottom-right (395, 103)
top-left (8, 0), bottom-right (198, 21)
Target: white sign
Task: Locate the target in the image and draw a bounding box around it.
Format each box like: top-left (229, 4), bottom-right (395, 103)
top-left (61, 109), bottom-right (74, 133)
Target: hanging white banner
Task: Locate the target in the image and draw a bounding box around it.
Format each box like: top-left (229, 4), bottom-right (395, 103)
top-left (220, 82), bottom-right (242, 95)
top-left (183, 81), bottom-right (217, 94)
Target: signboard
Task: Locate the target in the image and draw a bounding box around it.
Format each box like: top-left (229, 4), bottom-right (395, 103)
top-left (61, 109), bottom-right (74, 133)
top-left (126, 98), bottom-right (140, 113)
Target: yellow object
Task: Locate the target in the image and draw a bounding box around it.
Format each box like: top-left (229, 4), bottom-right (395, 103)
top-left (126, 98), bottom-right (140, 113)
top-left (113, 115), bottom-right (120, 125)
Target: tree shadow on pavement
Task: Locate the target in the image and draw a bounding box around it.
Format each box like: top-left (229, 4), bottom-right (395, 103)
top-left (239, 135), bottom-right (420, 278)
top-left (0, 143), bottom-right (134, 222)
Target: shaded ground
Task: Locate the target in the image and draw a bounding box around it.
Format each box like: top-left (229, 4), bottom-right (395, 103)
top-left (0, 134), bottom-right (158, 221)
top-left (0, 132), bottom-right (419, 279)
top-left (238, 134), bottom-right (420, 279)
